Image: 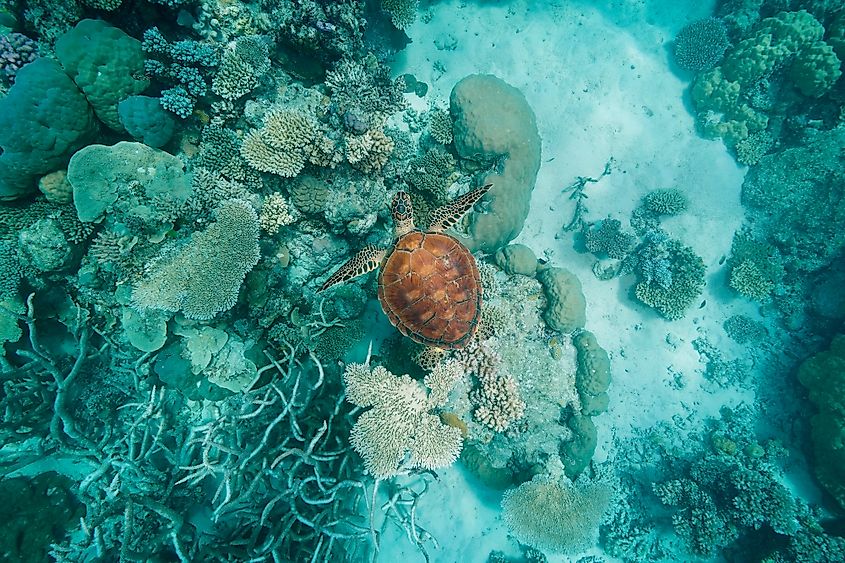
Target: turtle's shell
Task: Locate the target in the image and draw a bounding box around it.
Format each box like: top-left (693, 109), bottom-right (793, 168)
top-left (377, 230), bottom-right (481, 349)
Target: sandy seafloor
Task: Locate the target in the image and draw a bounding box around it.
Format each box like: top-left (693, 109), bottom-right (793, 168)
top-left (377, 0), bottom-right (767, 561)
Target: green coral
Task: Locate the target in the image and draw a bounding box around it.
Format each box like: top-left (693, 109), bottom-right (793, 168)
top-left (788, 40), bottom-right (842, 98)
top-left (583, 218), bottom-right (635, 259)
top-left (643, 188), bottom-right (688, 216)
top-left (729, 260), bottom-right (774, 301)
top-left (734, 130), bottom-right (774, 165)
top-left (726, 232), bottom-right (782, 302)
top-left (0, 58), bottom-right (97, 200)
top-left (428, 107), bottom-right (454, 145)
top-left (673, 18), bottom-right (730, 71)
top-left (381, 0), bottom-right (419, 30)
top-left (723, 314), bottom-right (767, 344)
top-left (797, 334), bottom-right (845, 511)
top-left (55, 19), bottom-right (149, 132)
top-left (691, 68), bottom-right (768, 146)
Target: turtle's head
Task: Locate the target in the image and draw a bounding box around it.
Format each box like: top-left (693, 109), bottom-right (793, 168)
top-left (391, 191), bottom-right (415, 237)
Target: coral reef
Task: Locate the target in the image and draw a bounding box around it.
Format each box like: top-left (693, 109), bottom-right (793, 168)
top-left (0, 58), bottom-right (97, 199)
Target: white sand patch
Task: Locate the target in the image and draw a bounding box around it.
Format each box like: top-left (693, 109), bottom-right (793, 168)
top-left (380, 1), bottom-right (755, 561)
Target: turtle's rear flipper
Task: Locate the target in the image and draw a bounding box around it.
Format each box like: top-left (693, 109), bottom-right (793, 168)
top-left (318, 245), bottom-right (387, 292)
top-left (429, 183), bottom-right (493, 233)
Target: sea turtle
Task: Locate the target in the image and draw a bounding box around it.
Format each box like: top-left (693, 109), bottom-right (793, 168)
top-left (319, 184), bottom-right (492, 350)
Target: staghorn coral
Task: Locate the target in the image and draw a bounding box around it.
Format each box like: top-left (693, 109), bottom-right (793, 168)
top-left (344, 359), bottom-right (463, 478)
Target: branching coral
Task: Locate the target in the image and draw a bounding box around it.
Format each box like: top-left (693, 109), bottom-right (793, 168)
top-left (259, 193), bottom-right (296, 234)
top-left (325, 56), bottom-right (406, 128)
top-left (583, 218), bottom-right (636, 259)
top-left (211, 35), bottom-right (270, 100)
top-left (345, 128), bottom-right (395, 173)
top-left (457, 339), bottom-right (526, 432)
top-left (241, 108), bottom-right (329, 177)
top-left (381, 0), bottom-right (419, 30)
top-left (344, 358), bottom-right (464, 478)
top-left (632, 233), bottom-right (705, 320)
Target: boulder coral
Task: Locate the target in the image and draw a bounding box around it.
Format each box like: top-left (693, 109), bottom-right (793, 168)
top-left (55, 19), bottom-right (148, 132)
top-left (0, 58), bottom-right (97, 200)
top-left (537, 267), bottom-right (587, 333)
top-left (797, 334), bottom-right (845, 511)
top-left (450, 74), bottom-right (542, 253)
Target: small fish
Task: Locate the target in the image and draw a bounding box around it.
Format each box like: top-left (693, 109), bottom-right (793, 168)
top-left (718, 255), bottom-right (726, 265)
top-left (699, 300), bottom-right (706, 309)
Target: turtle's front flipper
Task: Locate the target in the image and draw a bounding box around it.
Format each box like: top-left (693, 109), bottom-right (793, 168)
top-left (318, 245), bottom-right (387, 292)
top-left (429, 183), bottom-right (493, 233)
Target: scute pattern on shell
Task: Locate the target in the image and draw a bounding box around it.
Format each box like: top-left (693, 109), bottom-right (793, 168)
top-left (378, 231), bottom-right (481, 349)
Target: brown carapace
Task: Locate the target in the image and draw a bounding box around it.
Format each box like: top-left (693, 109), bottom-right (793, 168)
top-left (319, 185), bottom-right (491, 349)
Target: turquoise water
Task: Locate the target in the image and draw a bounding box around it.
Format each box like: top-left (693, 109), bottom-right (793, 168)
top-left (1, 0), bottom-right (844, 561)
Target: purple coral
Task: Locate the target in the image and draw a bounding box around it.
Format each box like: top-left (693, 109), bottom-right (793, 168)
top-left (0, 33), bottom-right (38, 84)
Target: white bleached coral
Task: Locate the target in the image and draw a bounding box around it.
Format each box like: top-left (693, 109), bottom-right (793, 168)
top-left (344, 359), bottom-right (464, 478)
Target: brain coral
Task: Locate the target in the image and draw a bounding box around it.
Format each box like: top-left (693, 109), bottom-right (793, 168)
top-left (450, 74), bottom-right (542, 253)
